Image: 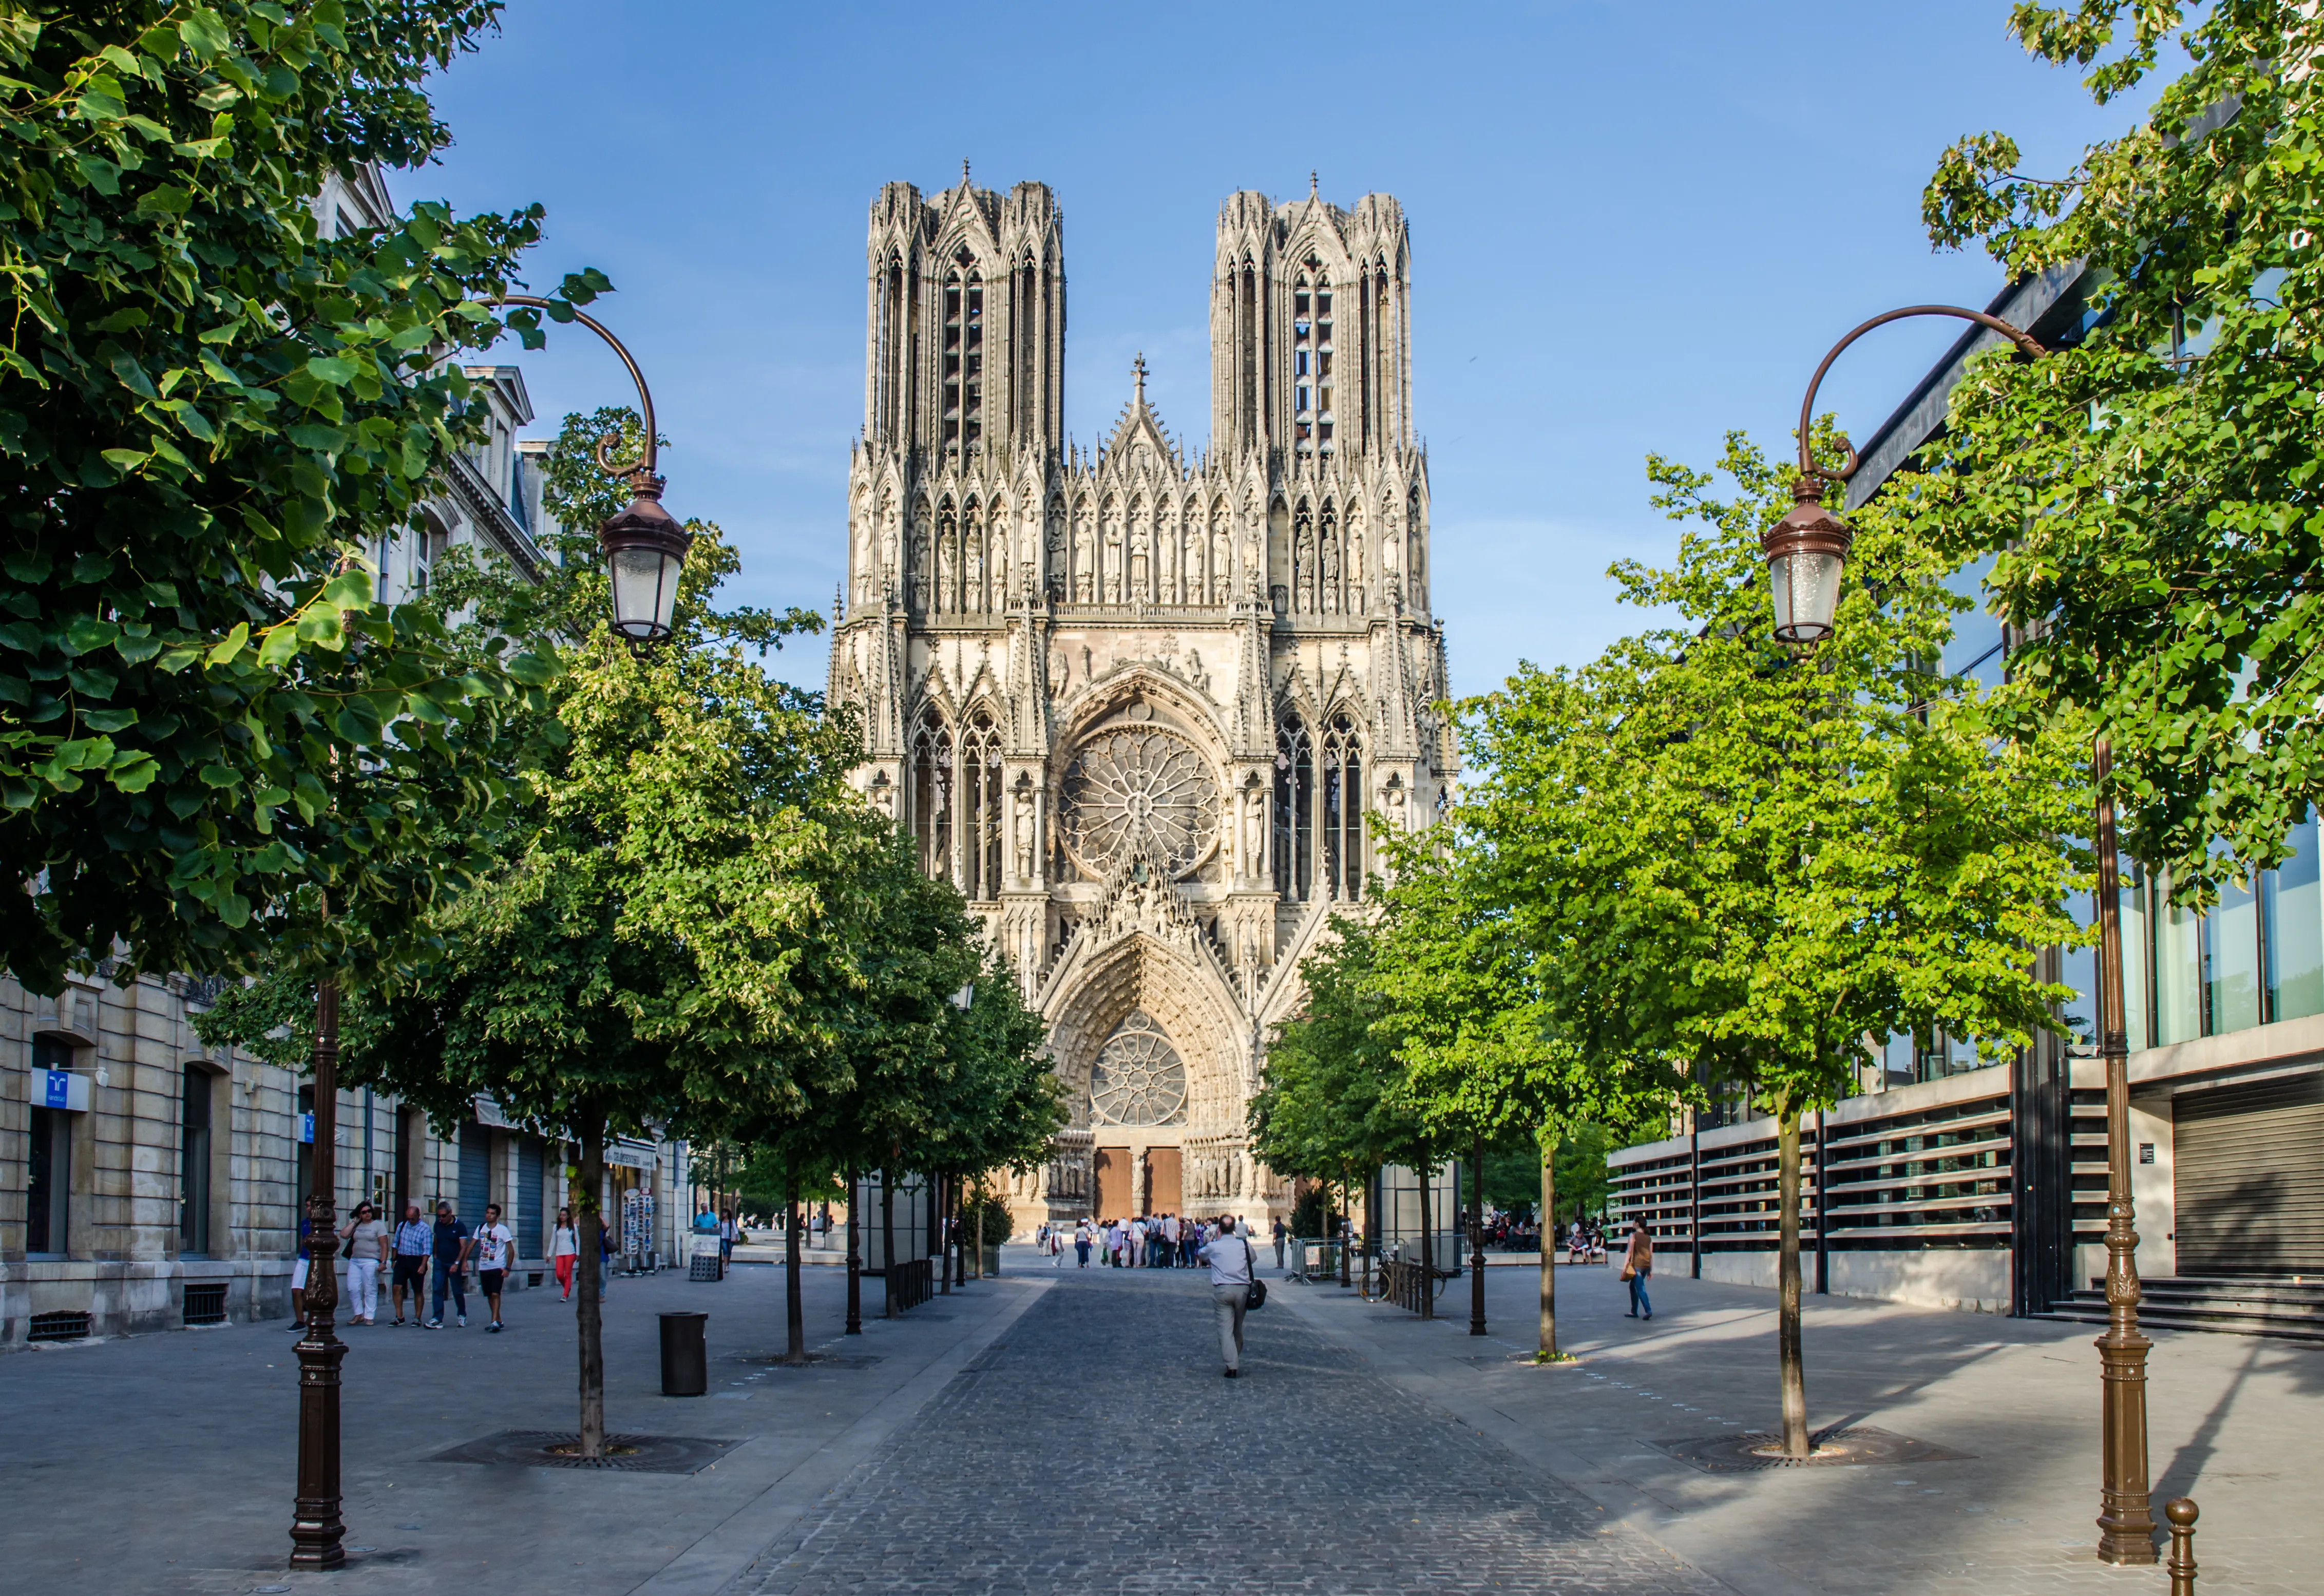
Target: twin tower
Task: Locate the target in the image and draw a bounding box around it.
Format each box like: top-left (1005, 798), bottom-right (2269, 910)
top-left (826, 172), bottom-right (1454, 1235)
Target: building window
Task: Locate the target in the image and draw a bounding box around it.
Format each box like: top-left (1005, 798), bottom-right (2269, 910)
top-left (1321, 713), bottom-right (1363, 900)
top-left (911, 707), bottom-right (953, 882)
top-left (1291, 269), bottom-right (1332, 453)
top-left (2264, 814), bottom-right (2323, 1022)
top-left (959, 710), bottom-right (1004, 901)
top-left (180, 1065), bottom-right (212, 1257)
top-left (1274, 718), bottom-right (1313, 899)
top-left (27, 1035), bottom-right (72, 1257)
top-left (942, 253), bottom-right (984, 451)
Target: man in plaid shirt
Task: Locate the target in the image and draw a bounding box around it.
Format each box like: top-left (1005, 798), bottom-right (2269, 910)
top-left (389, 1202), bottom-right (431, 1327)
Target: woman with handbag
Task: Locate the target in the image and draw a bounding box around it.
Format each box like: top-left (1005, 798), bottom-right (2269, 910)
top-left (338, 1201), bottom-right (388, 1325)
top-left (1620, 1219), bottom-right (1653, 1320)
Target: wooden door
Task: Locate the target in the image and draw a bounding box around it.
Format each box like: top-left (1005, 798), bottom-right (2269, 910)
top-left (1146, 1147), bottom-right (1183, 1215)
top-left (1094, 1146), bottom-right (1132, 1220)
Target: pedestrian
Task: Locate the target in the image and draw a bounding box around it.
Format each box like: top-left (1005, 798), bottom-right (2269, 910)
top-left (1197, 1213), bottom-right (1258, 1378)
top-left (551, 1206), bottom-right (579, 1301)
top-left (1622, 1218), bottom-right (1653, 1321)
top-left (427, 1200), bottom-right (473, 1328)
top-left (1271, 1214), bottom-right (1287, 1270)
top-left (1074, 1218), bottom-right (1092, 1267)
top-left (288, 1194), bottom-right (318, 1332)
top-left (719, 1206), bottom-right (738, 1264)
top-left (390, 1201), bottom-right (430, 1325)
top-left (339, 1201), bottom-right (388, 1325)
top-left (475, 1202), bottom-right (515, 1333)
top-left (598, 1215), bottom-right (614, 1297)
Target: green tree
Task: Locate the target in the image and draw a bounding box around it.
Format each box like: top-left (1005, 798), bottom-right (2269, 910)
top-left (1917, 0), bottom-right (2324, 898)
top-left (1369, 839), bottom-right (1675, 1358)
top-left (1467, 431), bottom-right (2089, 1454)
top-left (0, 1), bottom-right (583, 992)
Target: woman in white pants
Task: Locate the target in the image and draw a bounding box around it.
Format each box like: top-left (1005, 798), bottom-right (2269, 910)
top-left (339, 1202), bottom-right (389, 1325)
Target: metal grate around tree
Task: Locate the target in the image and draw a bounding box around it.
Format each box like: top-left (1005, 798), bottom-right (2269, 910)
top-left (1090, 1011), bottom-right (1188, 1127)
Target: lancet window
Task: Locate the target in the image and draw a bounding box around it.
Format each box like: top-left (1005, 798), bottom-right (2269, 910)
top-left (959, 710), bottom-right (1005, 900)
top-left (1320, 713), bottom-right (1364, 901)
top-left (942, 252), bottom-right (984, 451)
top-left (1274, 717), bottom-right (1313, 899)
top-left (1292, 265), bottom-right (1334, 454)
top-left (911, 707), bottom-right (953, 880)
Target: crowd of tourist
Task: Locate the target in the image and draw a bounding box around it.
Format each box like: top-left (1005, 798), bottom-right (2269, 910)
top-left (1035, 1213), bottom-right (1243, 1268)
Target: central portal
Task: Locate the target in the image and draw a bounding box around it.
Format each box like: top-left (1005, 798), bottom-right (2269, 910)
top-left (1146, 1147), bottom-right (1183, 1214)
top-left (1094, 1146), bottom-right (1133, 1219)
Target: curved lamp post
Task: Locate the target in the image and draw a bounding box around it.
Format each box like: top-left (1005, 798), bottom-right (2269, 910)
top-left (497, 296), bottom-right (693, 643)
top-left (1766, 305), bottom-right (2156, 1566)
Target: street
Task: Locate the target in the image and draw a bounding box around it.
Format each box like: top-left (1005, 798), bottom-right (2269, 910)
top-left (1, 1252), bottom-right (2313, 1594)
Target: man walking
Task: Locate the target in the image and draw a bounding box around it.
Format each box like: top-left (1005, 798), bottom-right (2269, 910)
top-left (390, 1201), bottom-right (430, 1326)
top-left (1198, 1215), bottom-right (1257, 1378)
top-left (1074, 1219), bottom-right (1092, 1268)
top-left (1271, 1214), bottom-right (1287, 1270)
top-left (427, 1200), bottom-right (473, 1328)
top-left (474, 1202), bottom-right (515, 1333)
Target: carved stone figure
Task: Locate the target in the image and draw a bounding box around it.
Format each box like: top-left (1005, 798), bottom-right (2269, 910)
top-left (1012, 786), bottom-right (1035, 880)
top-left (1242, 787), bottom-right (1265, 877)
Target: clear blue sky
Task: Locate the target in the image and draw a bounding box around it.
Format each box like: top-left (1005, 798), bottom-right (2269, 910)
top-left (411, 2), bottom-right (2147, 697)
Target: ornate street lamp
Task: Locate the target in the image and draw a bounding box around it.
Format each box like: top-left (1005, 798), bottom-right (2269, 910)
top-left (1765, 304), bottom-right (2159, 1566)
top-left (497, 296), bottom-right (693, 643)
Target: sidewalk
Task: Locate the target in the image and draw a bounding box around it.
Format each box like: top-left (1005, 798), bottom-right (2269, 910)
top-left (0, 1259), bottom-right (1046, 1596)
top-left (1274, 1257), bottom-right (2319, 1596)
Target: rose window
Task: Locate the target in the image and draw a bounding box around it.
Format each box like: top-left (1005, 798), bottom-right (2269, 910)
top-left (1059, 725), bottom-right (1219, 879)
top-left (1089, 1011), bottom-right (1187, 1126)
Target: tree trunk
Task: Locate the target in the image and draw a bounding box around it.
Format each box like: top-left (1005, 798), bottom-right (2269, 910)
top-left (1469, 1133), bottom-right (1487, 1336)
top-left (844, 1164), bottom-right (862, 1335)
top-left (1777, 1100), bottom-right (1810, 1458)
top-left (577, 1115), bottom-right (607, 1459)
top-left (1338, 1178), bottom-right (1351, 1287)
top-left (1418, 1160), bottom-right (1434, 1320)
top-left (880, 1164), bottom-right (896, 1319)
top-left (938, 1171), bottom-right (952, 1295)
top-left (974, 1181), bottom-right (985, 1279)
top-left (1538, 1128), bottom-right (1558, 1361)
top-left (784, 1167), bottom-right (806, 1364)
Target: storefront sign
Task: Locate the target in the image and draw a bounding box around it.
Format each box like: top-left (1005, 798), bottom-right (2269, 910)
top-left (39, 1069), bottom-right (90, 1112)
top-left (605, 1141), bottom-right (658, 1171)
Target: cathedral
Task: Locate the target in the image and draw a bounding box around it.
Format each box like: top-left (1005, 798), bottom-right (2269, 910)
top-left (825, 173), bottom-right (1455, 1236)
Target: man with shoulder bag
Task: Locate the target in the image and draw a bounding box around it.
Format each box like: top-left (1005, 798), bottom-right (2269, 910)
top-left (1197, 1216), bottom-right (1262, 1378)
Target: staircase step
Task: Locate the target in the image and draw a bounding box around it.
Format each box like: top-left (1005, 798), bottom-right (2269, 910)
top-left (2031, 1305), bottom-right (2324, 1345)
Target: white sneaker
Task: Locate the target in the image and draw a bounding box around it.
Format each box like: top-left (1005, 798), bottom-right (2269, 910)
top-left (456, 1314), bottom-right (467, 1327)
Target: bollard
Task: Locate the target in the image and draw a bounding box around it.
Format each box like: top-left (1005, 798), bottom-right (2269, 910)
top-left (658, 1310), bottom-right (708, 1397)
top-left (2164, 1497), bottom-right (2198, 1596)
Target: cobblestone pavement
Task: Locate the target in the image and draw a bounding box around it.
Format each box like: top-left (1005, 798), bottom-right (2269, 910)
top-left (732, 1266), bottom-right (1726, 1595)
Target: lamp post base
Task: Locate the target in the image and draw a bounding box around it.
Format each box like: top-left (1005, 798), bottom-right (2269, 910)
top-left (2097, 1322), bottom-right (2157, 1564)
top-left (289, 1321), bottom-right (347, 1569)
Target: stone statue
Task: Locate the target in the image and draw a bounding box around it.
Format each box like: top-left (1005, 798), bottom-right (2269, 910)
top-left (1242, 788), bottom-right (1265, 876)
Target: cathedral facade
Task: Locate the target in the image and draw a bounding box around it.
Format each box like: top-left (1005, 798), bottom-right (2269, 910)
top-left (825, 174), bottom-right (1455, 1236)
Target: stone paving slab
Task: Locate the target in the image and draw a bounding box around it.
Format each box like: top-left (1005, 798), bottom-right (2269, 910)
top-left (1274, 1257), bottom-right (2322, 1596)
top-left (0, 1260), bottom-right (1040, 1596)
top-left (729, 1264), bottom-right (1728, 1595)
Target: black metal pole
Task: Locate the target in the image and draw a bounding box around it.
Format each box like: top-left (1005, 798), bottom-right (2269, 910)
top-left (288, 976), bottom-right (346, 1569)
top-left (845, 1165), bottom-right (862, 1335)
top-left (1469, 1135), bottom-right (1487, 1336)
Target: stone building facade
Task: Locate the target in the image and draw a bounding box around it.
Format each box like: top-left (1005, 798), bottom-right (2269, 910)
top-left (825, 174), bottom-right (1456, 1236)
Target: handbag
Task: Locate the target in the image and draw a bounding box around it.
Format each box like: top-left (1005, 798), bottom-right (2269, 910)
top-left (1242, 1239), bottom-right (1265, 1309)
top-left (1619, 1261), bottom-right (1634, 1282)
top-left (341, 1231), bottom-right (357, 1261)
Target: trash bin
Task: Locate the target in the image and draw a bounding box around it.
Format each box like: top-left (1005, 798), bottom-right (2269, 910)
top-left (658, 1310), bottom-right (708, 1396)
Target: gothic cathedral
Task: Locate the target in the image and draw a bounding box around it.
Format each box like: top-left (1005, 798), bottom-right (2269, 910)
top-left (825, 174), bottom-right (1455, 1236)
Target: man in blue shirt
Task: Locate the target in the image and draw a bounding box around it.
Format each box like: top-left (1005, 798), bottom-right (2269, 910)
top-left (390, 1201), bottom-right (431, 1326)
top-left (427, 1200), bottom-right (474, 1329)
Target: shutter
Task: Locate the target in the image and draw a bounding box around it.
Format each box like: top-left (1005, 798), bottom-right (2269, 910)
top-left (2173, 1072), bottom-right (2324, 1276)
top-left (518, 1138), bottom-right (544, 1261)
top-left (459, 1123), bottom-right (491, 1224)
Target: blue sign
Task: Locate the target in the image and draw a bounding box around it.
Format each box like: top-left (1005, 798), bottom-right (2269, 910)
top-left (300, 1111), bottom-right (314, 1145)
top-left (42, 1069), bottom-right (68, 1109)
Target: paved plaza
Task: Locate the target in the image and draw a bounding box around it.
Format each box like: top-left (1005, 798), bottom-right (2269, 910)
top-left (0, 1251), bottom-right (2314, 1595)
